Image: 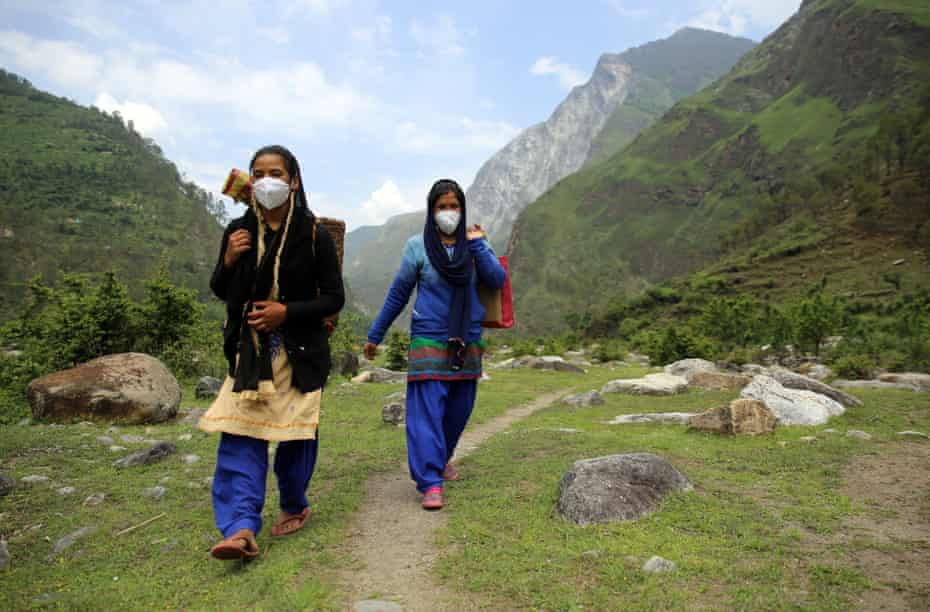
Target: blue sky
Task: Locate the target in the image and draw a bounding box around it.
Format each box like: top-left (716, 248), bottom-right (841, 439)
top-left (1, 0), bottom-right (799, 230)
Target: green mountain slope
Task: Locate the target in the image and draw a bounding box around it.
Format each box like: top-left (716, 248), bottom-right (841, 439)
top-left (509, 0), bottom-right (930, 333)
top-left (587, 27), bottom-right (756, 164)
top-left (0, 70), bottom-right (224, 306)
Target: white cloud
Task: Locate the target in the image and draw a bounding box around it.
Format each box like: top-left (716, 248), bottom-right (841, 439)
top-left (410, 15), bottom-right (466, 58)
top-left (686, 0), bottom-right (800, 36)
top-left (94, 92), bottom-right (167, 136)
top-left (257, 26), bottom-right (291, 45)
top-left (360, 179), bottom-right (418, 225)
top-left (289, 0), bottom-right (349, 17)
top-left (606, 1), bottom-right (650, 18)
top-left (530, 56), bottom-right (588, 91)
top-left (392, 117), bottom-right (519, 155)
top-left (0, 30), bottom-right (103, 87)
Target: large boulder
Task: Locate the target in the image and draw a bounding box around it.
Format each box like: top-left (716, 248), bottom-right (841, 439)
top-left (767, 368), bottom-right (862, 408)
top-left (740, 375), bottom-right (844, 426)
top-left (688, 399), bottom-right (776, 435)
top-left (663, 358), bottom-right (718, 380)
top-left (194, 376), bottom-right (222, 399)
top-left (558, 453), bottom-right (692, 525)
top-left (688, 371), bottom-right (751, 391)
top-left (27, 353), bottom-right (181, 424)
top-left (878, 373), bottom-right (930, 392)
top-left (602, 373), bottom-right (688, 396)
top-left (563, 390), bottom-right (605, 408)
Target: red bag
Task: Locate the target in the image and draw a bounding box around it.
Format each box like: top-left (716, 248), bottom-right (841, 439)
top-left (478, 255), bottom-right (514, 329)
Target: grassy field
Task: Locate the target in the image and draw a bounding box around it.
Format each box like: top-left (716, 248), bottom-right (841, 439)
top-left (434, 383), bottom-right (930, 610)
top-left (0, 365), bottom-right (620, 610)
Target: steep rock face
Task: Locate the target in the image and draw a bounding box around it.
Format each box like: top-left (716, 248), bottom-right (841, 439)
top-left (468, 55), bottom-right (633, 246)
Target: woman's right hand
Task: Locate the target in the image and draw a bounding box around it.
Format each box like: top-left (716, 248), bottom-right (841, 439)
top-left (223, 229), bottom-right (252, 268)
top-left (364, 342), bottom-right (378, 361)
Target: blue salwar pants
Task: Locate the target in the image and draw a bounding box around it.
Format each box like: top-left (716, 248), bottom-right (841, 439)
top-left (406, 379), bottom-right (477, 492)
top-left (211, 432), bottom-right (318, 537)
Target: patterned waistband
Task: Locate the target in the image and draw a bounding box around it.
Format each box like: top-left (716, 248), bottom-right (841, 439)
top-left (407, 337), bottom-right (485, 382)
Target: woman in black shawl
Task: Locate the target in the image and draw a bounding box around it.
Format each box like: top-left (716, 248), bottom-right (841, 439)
top-left (199, 145), bottom-right (344, 560)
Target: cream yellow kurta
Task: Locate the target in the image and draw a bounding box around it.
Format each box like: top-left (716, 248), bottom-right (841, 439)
top-left (199, 341), bottom-right (320, 442)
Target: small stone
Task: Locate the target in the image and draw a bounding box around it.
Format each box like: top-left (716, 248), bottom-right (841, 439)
top-left (96, 436), bottom-right (115, 445)
top-left (141, 486), bottom-right (167, 500)
top-left (17, 418), bottom-right (31, 426)
top-left (78, 421), bottom-right (95, 427)
top-left (144, 427), bottom-right (155, 434)
top-left (177, 433), bottom-right (193, 441)
top-left (113, 442), bottom-right (177, 469)
top-left (21, 475), bottom-right (51, 485)
top-left (562, 390), bottom-right (605, 408)
top-left (823, 428), bottom-right (839, 434)
top-left (0, 474), bottom-right (15, 497)
top-left (195, 376), bottom-right (223, 399)
top-left (642, 556), bottom-right (677, 573)
top-left (109, 445), bottom-right (127, 452)
top-left (777, 441), bottom-right (788, 447)
top-left (120, 434), bottom-right (144, 444)
top-left (159, 476), bottom-right (173, 483)
top-left (57, 487), bottom-right (76, 496)
top-left (897, 430), bottom-right (930, 440)
top-left (353, 600), bottom-right (405, 612)
top-left (0, 539), bottom-right (9, 569)
top-left (799, 436), bottom-right (817, 442)
top-left (581, 550), bottom-right (602, 560)
top-left (179, 408), bottom-right (206, 425)
top-left (893, 259), bottom-right (905, 266)
top-left (83, 493), bottom-right (105, 507)
top-left (48, 526), bottom-right (97, 559)
top-left (846, 430), bottom-right (872, 440)
top-left (181, 454), bottom-right (200, 465)
top-left (382, 402), bottom-right (404, 425)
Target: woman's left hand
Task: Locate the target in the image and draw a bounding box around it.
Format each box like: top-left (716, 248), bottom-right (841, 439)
top-left (466, 224), bottom-right (486, 241)
top-left (247, 301), bottom-right (287, 333)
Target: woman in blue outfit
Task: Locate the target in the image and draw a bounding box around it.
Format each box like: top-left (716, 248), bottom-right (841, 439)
top-left (364, 179), bottom-right (506, 510)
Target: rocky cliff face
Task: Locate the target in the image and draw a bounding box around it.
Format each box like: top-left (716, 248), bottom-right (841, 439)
top-left (468, 55), bottom-right (632, 246)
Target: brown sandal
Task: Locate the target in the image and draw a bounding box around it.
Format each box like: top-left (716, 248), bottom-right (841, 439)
top-left (271, 507), bottom-right (310, 536)
top-left (210, 529), bottom-right (260, 560)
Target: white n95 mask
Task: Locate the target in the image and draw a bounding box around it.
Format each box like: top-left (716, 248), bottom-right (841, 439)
top-left (253, 177), bottom-right (291, 210)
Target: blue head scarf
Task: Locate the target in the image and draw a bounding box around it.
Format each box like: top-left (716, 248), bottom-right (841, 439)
top-left (423, 179), bottom-right (473, 370)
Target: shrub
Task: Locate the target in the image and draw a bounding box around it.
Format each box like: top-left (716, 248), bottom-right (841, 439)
top-left (832, 355), bottom-right (875, 380)
top-left (385, 331), bottom-right (409, 371)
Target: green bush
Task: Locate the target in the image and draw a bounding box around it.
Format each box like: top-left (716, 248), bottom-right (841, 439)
top-left (385, 331), bottom-right (409, 371)
top-left (832, 355), bottom-right (875, 380)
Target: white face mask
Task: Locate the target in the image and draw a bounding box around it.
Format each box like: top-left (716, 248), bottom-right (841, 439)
top-left (434, 210), bottom-right (461, 235)
top-left (253, 177), bottom-right (291, 210)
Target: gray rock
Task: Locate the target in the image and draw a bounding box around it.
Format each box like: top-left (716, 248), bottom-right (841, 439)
top-left (109, 445), bottom-right (127, 452)
top-left (805, 364), bottom-right (834, 381)
top-left (351, 368), bottom-right (406, 384)
top-left (353, 601), bottom-right (404, 612)
top-left (177, 433), bottom-right (193, 441)
top-left (562, 390), bottom-right (605, 408)
top-left (48, 526), bottom-right (97, 559)
top-left (20, 475), bottom-right (51, 485)
top-left (602, 373), bottom-right (689, 396)
top-left (846, 430), bottom-right (872, 440)
top-left (558, 453), bottom-right (692, 526)
top-left (17, 417), bottom-right (31, 426)
top-left (181, 454), bottom-right (200, 465)
top-left (878, 372), bottom-right (930, 392)
top-left (832, 379), bottom-right (917, 391)
top-left (83, 493), bottom-right (105, 507)
top-left (606, 413), bottom-right (696, 425)
top-left (688, 399), bottom-right (775, 436)
top-left (57, 486), bottom-right (76, 496)
top-left (113, 442), bottom-right (177, 469)
top-left (96, 436), bottom-right (115, 445)
top-left (178, 408), bottom-right (207, 425)
top-left (120, 434), bottom-right (144, 444)
top-left (0, 474), bottom-right (15, 497)
top-left (141, 486), bottom-right (166, 500)
top-left (581, 550), bottom-right (602, 560)
top-left (897, 430), bottom-right (930, 440)
top-left (741, 364), bottom-right (768, 376)
top-left (27, 352), bottom-right (180, 424)
top-left (382, 402), bottom-right (404, 425)
top-left (642, 556), bottom-right (677, 573)
top-left (0, 540), bottom-right (8, 570)
top-left (626, 352), bottom-right (651, 366)
top-left (194, 376), bottom-right (223, 399)
top-left (799, 436), bottom-right (818, 442)
top-left (740, 376), bottom-right (844, 426)
top-left (664, 358), bottom-right (718, 380)
top-left (767, 368), bottom-right (862, 408)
